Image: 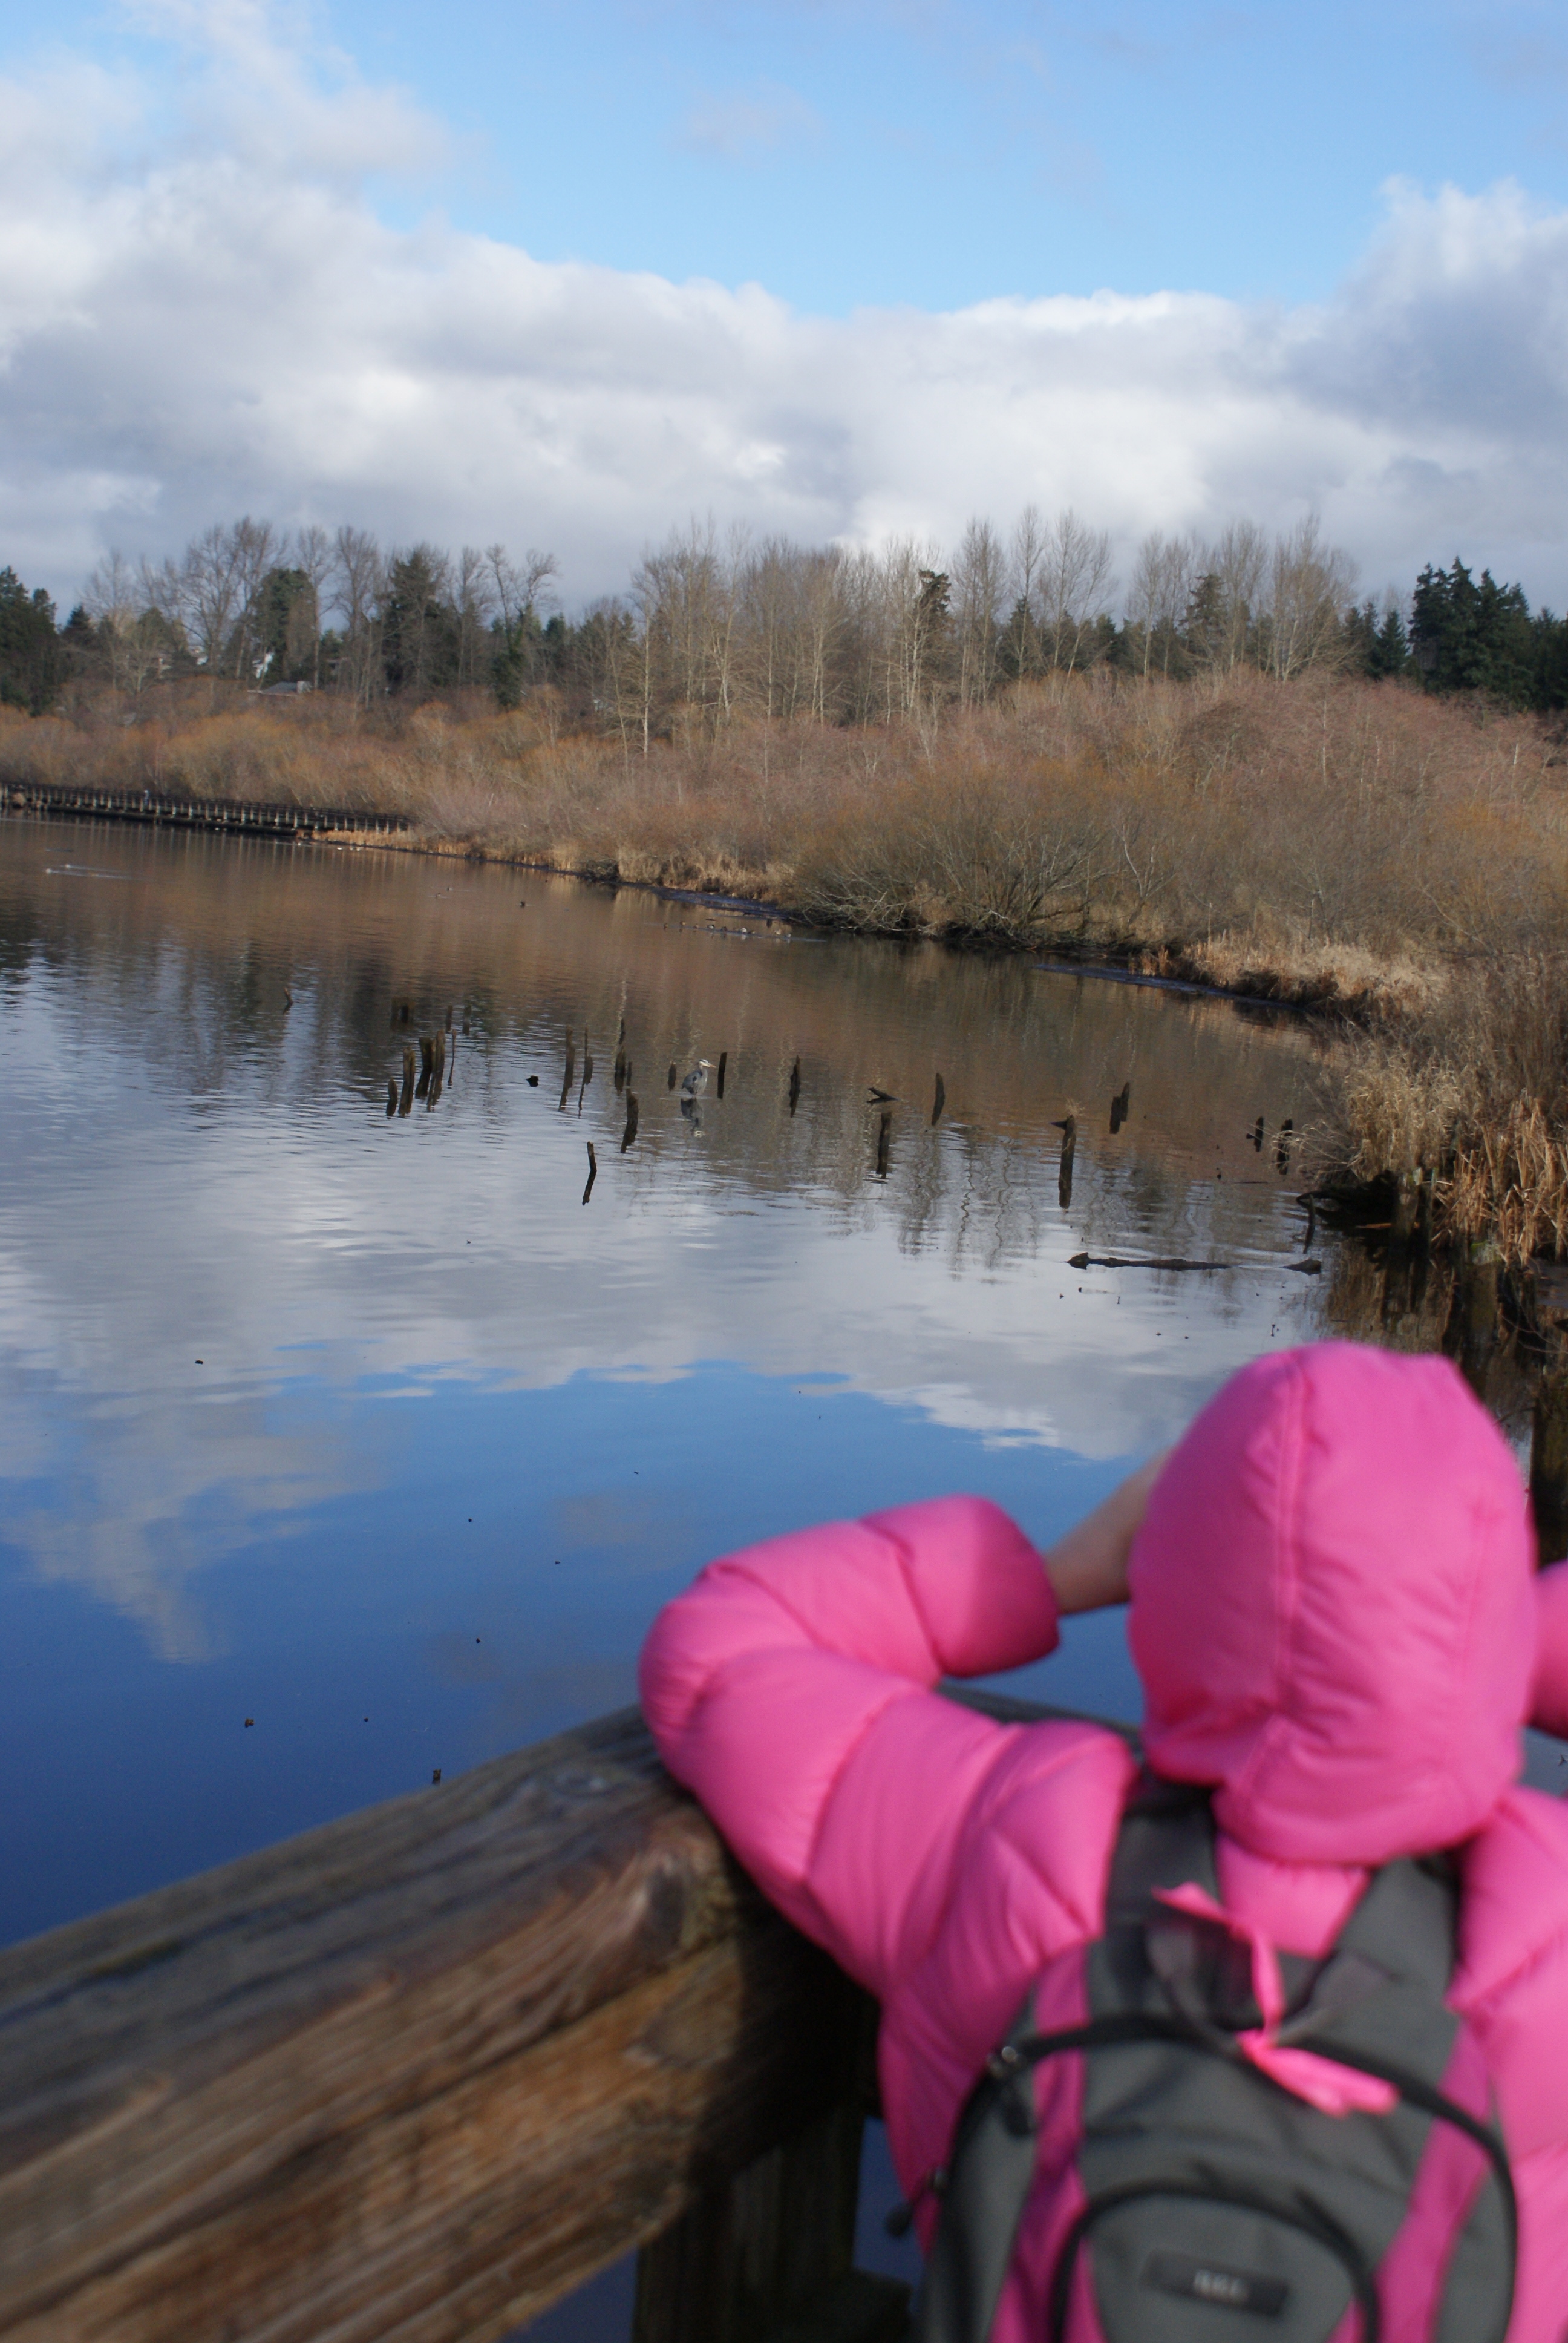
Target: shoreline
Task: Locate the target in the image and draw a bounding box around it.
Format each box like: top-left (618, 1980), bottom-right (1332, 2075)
top-left (3, 790), bottom-right (1357, 1021)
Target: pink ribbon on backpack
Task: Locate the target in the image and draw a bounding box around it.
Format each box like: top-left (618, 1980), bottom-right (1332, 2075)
top-left (1153, 1883), bottom-right (1398, 2119)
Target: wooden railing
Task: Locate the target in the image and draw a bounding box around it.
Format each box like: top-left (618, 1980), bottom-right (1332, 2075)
top-left (0, 1709), bottom-right (910, 2343)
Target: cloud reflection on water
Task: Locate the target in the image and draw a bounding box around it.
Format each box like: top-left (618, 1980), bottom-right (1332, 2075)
top-left (0, 818), bottom-right (1334, 1657)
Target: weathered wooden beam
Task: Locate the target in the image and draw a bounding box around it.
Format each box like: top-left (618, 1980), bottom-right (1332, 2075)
top-left (0, 1709), bottom-right (875, 2343)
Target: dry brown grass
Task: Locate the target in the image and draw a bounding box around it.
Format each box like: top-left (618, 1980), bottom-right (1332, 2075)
top-left (1336, 951), bottom-right (1568, 1262)
top-left (7, 663), bottom-right (1568, 1009)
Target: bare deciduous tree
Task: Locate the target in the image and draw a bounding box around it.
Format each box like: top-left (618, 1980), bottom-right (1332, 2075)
top-left (330, 526), bottom-right (384, 705)
top-left (293, 525), bottom-right (334, 689)
top-left (1262, 516), bottom-right (1357, 681)
top-left (1039, 509), bottom-right (1115, 673)
top-left (951, 518), bottom-right (1008, 705)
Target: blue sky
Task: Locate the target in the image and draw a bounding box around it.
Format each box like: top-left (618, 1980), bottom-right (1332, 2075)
top-left (5, 0), bottom-right (1568, 604)
top-left (363, 0), bottom-right (1568, 309)
top-left (50, 0), bottom-right (1568, 310)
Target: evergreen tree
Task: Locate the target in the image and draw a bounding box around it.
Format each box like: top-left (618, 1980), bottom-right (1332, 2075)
top-left (59, 604), bottom-right (97, 677)
top-left (256, 566), bottom-right (318, 684)
top-left (492, 605), bottom-right (549, 707)
top-left (1530, 610), bottom-right (1568, 712)
top-left (1371, 601), bottom-right (1411, 678)
top-left (1341, 600), bottom-right (1379, 675)
top-left (0, 568), bottom-right (64, 714)
top-left (1411, 559), bottom-right (1534, 704)
top-left (379, 549), bottom-right (460, 696)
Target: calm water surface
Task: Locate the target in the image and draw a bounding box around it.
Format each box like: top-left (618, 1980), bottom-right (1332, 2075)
top-left (0, 811), bottom-right (1353, 1949)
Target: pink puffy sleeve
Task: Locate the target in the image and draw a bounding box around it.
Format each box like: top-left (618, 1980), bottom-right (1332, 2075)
top-left (1532, 1562), bottom-right (1568, 1740)
top-left (639, 1495), bottom-right (1066, 1995)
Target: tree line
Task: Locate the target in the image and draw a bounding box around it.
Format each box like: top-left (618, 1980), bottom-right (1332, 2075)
top-left (4, 511), bottom-right (1568, 733)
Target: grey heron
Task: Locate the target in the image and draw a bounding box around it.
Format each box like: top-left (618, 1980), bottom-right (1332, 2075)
top-left (681, 1058), bottom-right (714, 1099)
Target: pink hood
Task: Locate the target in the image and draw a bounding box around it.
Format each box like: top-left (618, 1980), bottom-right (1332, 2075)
top-left (1131, 1342), bottom-right (1538, 1866)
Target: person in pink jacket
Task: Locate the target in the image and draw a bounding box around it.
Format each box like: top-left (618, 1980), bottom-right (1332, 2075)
top-left (640, 1341), bottom-right (1568, 2342)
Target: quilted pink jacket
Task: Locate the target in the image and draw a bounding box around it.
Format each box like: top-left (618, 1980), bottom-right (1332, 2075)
top-left (641, 1343), bottom-right (1568, 2342)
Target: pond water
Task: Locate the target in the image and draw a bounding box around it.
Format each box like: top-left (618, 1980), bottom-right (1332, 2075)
top-left (0, 812), bottom-right (1554, 2335)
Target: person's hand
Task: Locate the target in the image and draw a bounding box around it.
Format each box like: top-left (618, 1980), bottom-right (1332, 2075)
top-left (1043, 1450), bottom-right (1169, 1616)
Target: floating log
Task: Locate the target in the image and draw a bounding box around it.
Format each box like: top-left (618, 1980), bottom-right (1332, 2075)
top-left (621, 1094), bottom-right (640, 1153)
top-left (788, 1057), bottom-right (801, 1116)
top-left (399, 1047), bottom-right (416, 1116)
top-left (717, 1052), bottom-right (727, 1101)
top-left (1109, 1082), bottom-right (1130, 1135)
top-left (583, 1142), bottom-right (598, 1205)
top-left (931, 1073), bottom-right (945, 1126)
top-left (667, 1063), bottom-right (678, 1092)
top-left (1068, 1251), bottom-right (1230, 1273)
top-left (560, 1033), bottom-right (577, 1112)
top-left (874, 1112), bottom-right (891, 1179)
top-left (385, 1080), bottom-right (397, 1118)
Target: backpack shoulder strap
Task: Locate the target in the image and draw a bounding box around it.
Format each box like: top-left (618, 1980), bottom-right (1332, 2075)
top-left (913, 1775), bottom-right (1215, 2343)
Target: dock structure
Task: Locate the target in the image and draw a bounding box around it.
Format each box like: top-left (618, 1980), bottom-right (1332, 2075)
top-left (4, 779), bottom-right (411, 842)
top-left (0, 1708), bottom-right (913, 2343)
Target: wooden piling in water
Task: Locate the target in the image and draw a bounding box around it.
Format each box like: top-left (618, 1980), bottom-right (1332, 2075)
top-left (1446, 1236), bottom-right (1503, 1397)
top-left (1533, 1355), bottom-right (1568, 1567)
top-left (1057, 1113), bottom-right (1077, 1211)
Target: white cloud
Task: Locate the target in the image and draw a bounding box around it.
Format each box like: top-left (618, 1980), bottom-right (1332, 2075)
top-left (4, 5), bottom-right (1568, 605)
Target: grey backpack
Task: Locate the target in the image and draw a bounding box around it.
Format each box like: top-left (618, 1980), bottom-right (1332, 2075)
top-left (913, 1772), bottom-right (1515, 2343)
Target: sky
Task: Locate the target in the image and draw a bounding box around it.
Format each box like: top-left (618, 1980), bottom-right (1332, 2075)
top-left (5, 0), bottom-right (1568, 610)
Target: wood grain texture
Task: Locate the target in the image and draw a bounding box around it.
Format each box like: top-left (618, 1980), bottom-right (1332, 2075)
top-left (0, 1708), bottom-right (874, 2343)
